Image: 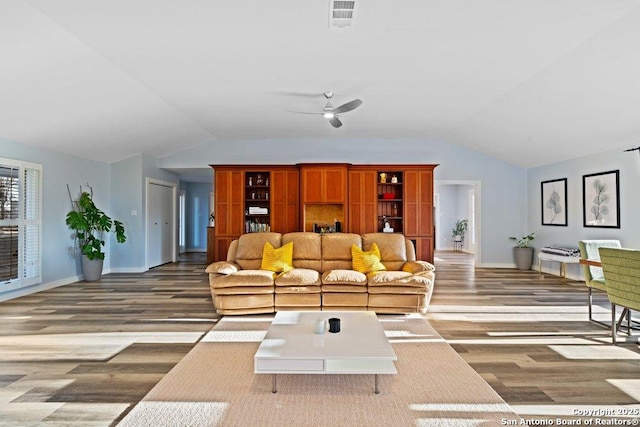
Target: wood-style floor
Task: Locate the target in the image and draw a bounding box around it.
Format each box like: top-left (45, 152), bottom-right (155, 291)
top-left (1, 251), bottom-right (639, 425)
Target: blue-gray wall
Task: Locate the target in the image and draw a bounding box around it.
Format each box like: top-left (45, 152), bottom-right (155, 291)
top-left (161, 138), bottom-right (526, 266)
top-left (14, 135), bottom-right (634, 299)
top-left (1, 137), bottom-right (109, 298)
top-left (527, 147), bottom-right (640, 279)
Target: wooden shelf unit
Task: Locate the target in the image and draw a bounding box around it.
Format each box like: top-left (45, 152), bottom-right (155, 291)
top-left (244, 171), bottom-right (271, 233)
top-left (210, 163), bottom-right (436, 262)
top-left (377, 171), bottom-right (404, 233)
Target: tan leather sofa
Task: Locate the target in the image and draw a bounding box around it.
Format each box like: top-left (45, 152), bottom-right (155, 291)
top-left (205, 232), bottom-right (435, 315)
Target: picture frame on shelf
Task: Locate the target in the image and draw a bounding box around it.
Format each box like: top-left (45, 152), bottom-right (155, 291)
top-left (582, 170), bottom-right (620, 228)
top-left (541, 178), bottom-right (567, 226)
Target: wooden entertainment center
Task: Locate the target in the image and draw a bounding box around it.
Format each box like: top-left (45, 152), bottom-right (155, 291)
top-left (209, 163), bottom-right (437, 263)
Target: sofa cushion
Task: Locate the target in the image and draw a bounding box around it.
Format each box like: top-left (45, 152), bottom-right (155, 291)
top-left (362, 233), bottom-right (407, 271)
top-left (212, 285), bottom-right (274, 295)
top-left (321, 233), bottom-right (362, 272)
top-left (275, 268), bottom-right (321, 287)
top-left (275, 285), bottom-right (322, 294)
top-left (367, 270), bottom-right (433, 289)
top-left (235, 232), bottom-right (283, 270)
top-left (211, 270), bottom-right (276, 289)
top-left (368, 294), bottom-right (428, 313)
top-left (214, 294), bottom-right (274, 310)
top-left (352, 243), bottom-right (386, 273)
top-left (261, 241), bottom-right (294, 272)
top-left (321, 269), bottom-right (367, 286)
top-left (275, 293), bottom-right (321, 307)
top-left (322, 293), bottom-right (368, 307)
top-left (321, 284), bottom-right (368, 293)
top-left (283, 232), bottom-right (322, 272)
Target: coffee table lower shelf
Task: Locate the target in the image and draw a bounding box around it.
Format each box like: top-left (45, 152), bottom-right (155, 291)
top-left (254, 311), bottom-right (398, 394)
top-left (256, 358), bottom-right (397, 394)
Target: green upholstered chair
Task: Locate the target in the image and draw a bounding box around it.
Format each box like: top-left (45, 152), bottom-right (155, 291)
top-left (578, 240), bottom-right (622, 324)
top-left (599, 247), bottom-right (640, 344)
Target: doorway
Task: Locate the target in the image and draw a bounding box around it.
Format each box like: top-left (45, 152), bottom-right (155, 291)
top-left (434, 180), bottom-right (481, 265)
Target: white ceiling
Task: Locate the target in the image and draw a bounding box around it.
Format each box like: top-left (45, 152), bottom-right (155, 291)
top-left (2, 0), bottom-right (640, 169)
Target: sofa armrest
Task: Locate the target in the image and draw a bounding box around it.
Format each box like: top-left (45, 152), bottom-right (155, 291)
top-left (402, 260), bottom-right (436, 274)
top-left (205, 261), bottom-right (240, 275)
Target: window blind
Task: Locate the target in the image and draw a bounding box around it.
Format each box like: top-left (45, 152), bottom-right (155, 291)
top-left (0, 158), bottom-right (42, 290)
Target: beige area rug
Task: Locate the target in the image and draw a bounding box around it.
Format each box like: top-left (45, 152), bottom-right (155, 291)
top-left (118, 313), bottom-right (515, 427)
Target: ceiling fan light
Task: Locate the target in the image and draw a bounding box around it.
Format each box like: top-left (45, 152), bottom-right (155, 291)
top-left (324, 112), bottom-right (335, 119)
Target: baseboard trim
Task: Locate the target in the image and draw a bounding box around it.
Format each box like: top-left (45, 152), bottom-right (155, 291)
top-left (106, 267), bottom-right (148, 274)
top-left (0, 275), bottom-right (82, 302)
top-left (476, 262), bottom-right (519, 269)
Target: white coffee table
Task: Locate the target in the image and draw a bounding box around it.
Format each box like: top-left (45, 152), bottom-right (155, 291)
top-left (254, 311), bottom-right (397, 394)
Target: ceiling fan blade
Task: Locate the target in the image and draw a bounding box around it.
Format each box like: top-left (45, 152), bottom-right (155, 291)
top-left (329, 116), bottom-right (343, 128)
top-left (332, 99), bottom-right (363, 114)
top-left (286, 110), bottom-right (324, 115)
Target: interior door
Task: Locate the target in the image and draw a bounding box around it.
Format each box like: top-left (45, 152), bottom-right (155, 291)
top-left (147, 182), bottom-right (175, 268)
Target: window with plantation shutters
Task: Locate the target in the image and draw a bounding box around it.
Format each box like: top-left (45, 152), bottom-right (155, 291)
top-left (0, 158), bottom-right (42, 291)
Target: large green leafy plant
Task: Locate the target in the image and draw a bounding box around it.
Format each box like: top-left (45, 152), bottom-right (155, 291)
top-left (66, 187), bottom-right (126, 260)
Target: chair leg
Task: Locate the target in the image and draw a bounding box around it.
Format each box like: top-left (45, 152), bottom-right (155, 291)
top-left (628, 309), bottom-right (632, 337)
top-left (612, 303), bottom-right (617, 345)
top-left (588, 288), bottom-right (593, 321)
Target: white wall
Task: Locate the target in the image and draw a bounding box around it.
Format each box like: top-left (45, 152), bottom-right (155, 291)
top-left (527, 147), bottom-right (640, 278)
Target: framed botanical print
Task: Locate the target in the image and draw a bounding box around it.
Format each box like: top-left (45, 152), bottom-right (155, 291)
top-left (583, 170), bottom-right (620, 228)
top-left (541, 178), bottom-right (567, 226)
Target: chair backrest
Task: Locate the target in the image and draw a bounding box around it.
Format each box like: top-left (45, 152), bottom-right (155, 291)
top-left (578, 240), bottom-right (621, 281)
top-left (599, 247), bottom-right (640, 311)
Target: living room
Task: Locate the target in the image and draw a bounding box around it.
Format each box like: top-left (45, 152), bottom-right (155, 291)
top-left (2, 1), bottom-right (640, 425)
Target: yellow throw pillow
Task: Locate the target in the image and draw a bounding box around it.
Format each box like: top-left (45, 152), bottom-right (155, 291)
top-left (261, 241), bottom-right (294, 272)
top-left (351, 243), bottom-right (386, 274)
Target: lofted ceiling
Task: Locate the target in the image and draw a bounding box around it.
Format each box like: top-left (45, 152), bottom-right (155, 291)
top-left (2, 0), bottom-right (640, 169)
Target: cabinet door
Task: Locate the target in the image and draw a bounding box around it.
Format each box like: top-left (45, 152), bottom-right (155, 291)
top-left (348, 170), bottom-right (378, 234)
top-left (215, 170), bottom-right (243, 236)
top-left (417, 170), bottom-right (433, 236)
top-left (324, 168), bottom-right (347, 203)
top-left (214, 170), bottom-right (243, 261)
top-left (214, 236), bottom-right (236, 262)
top-left (301, 166), bottom-right (347, 203)
top-left (404, 169), bottom-right (434, 263)
top-left (404, 171), bottom-right (420, 237)
top-left (301, 168), bottom-right (324, 203)
top-left (271, 168), bottom-right (299, 233)
top-left (412, 237), bottom-right (434, 264)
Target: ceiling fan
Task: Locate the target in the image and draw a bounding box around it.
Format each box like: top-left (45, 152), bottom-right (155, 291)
top-left (289, 92), bottom-right (363, 128)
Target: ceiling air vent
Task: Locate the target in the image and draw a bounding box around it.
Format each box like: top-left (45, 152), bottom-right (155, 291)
top-left (329, 1), bottom-right (356, 28)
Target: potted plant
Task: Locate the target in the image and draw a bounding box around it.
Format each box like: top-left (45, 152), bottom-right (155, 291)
top-left (509, 232), bottom-right (535, 270)
top-left (451, 219), bottom-right (468, 242)
top-left (66, 185), bottom-right (126, 281)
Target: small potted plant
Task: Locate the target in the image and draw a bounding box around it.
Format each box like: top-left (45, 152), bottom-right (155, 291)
top-left (452, 219), bottom-right (468, 243)
top-left (66, 185), bottom-right (126, 281)
top-left (509, 232), bottom-right (535, 270)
